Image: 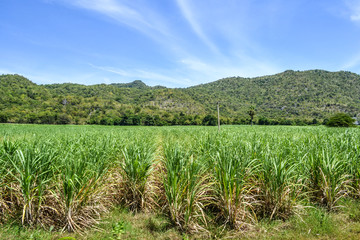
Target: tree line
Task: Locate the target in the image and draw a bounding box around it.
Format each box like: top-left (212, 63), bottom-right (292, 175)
top-left (1, 72), bottom-right (359, 126)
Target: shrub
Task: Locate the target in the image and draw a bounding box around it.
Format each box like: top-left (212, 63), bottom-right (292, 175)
top-left (326, 113), bottom-right (355, 127)
top-left (0, 114), bottom-right (8, 123)
top-left (202, 115), bottom-right (217, 126)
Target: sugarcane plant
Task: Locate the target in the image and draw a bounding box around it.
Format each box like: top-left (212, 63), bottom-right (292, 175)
top-left (120, 139), bottom-right (155, 212)
top-left (163, 143), bottom-right (211, 232)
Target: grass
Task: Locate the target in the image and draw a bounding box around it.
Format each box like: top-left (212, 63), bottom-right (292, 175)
top-left (1, 202), bottom-right (360, 239)
top-left (0, 207), bottom-right (182, 240)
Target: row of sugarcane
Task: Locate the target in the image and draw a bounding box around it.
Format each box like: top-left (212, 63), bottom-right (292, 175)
top-left (0, 126), bottom-right (360, 234)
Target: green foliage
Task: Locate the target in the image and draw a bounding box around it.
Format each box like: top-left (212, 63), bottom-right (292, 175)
top-left (163, 144), bottom-right (210, 232)
top-left (2, 122), bottom-right (360, 238)
top-left (186, 70), bottom-right (360, 122)
top-left (61, 137), bottom-right (110, 232)
top-left (326, 112), bottom-right (355, 127)
top-left (292, 207), bottom-right (334, 236)
top-left (120, 140), bottom-right (155, 211)
top-left (10, 144), bottom-right (56, 225)
top-left (248, 106), bottom-right (256, 126)
top-left (211, 143), bottom-right (256, 228)
top-left (2, 70), bottom-right (360, 126)
top-left (202, 115), bottom-right (217, 126)
top-left (111, 221), bottom-right (126, 239)
top-left (259, 153), bottom-right (302, 219)
top-left (0, 113), bottom-right (8, 123)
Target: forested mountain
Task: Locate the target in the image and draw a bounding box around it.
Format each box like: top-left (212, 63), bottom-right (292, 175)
top-left (184, 70), bottom-right (360, 123)
top-left (1, 70), bottom-right (359, 125)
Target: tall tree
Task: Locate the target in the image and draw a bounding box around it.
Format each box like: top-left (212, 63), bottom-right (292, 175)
top-left (248, 106), bottom-right (255, 126)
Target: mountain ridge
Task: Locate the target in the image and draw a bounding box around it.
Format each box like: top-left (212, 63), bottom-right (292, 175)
top-left (1, 69), bottom-right (359, 125)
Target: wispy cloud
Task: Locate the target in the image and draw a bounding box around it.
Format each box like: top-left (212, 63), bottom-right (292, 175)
top-left (175, 0), bottom-right (283, 75)
top-left (89, 63), bottom-right (190, 86)
top-left (342, 52), bottom-right (360, 70)
top-left (0, 69), bottom-right (16, 75)
top-left (179, 57), bottom-right (280, 82)
top-left (176, 0), bottom-right (220, 54)
top-left (60, 0), bottom-right (173, 41)
top-left (75, 0), bottom-right (147, 28)
top-left (47, 0), bottom-right (282, 86)
top-left (344, 0), bottom-right (360, 21)
top-left (0, 67), bottom-right (96, 85)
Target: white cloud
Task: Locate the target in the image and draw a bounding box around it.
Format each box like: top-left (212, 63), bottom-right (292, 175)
top-left (345, 0), bottom-right (360, 21)
top-left (351, 13), bottom-right (360, 21)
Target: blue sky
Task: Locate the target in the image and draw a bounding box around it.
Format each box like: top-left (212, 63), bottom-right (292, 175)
top-left (1, 0), bottom-right (360, 87)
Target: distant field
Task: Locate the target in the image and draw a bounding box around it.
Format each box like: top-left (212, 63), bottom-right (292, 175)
top-left (1, 124), bottom-right (360, 239)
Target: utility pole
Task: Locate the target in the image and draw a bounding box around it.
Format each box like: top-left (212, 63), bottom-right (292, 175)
top-left (217, 101), bottom-right (220, 133)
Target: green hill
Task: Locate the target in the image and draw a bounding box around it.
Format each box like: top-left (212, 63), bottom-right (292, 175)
top-left (185, 70), bottom-right (360, 121)
top-left (0, 70), bottom-right (359, 125)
